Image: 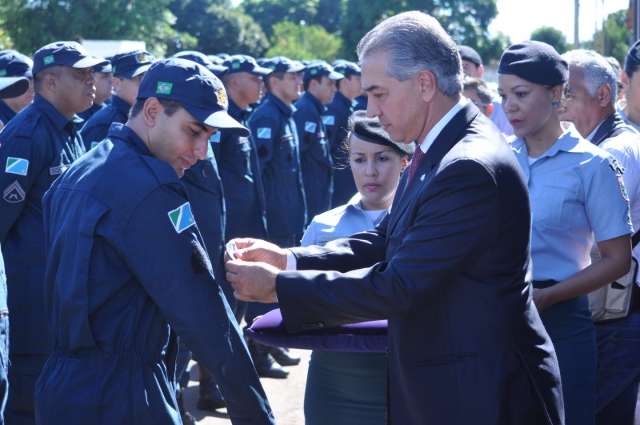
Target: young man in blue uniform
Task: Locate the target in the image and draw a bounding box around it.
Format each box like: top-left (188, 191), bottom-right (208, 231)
top-left (0, 50), bottom-right (34, 130)
top-left (80, 49), bottom-right (153, 149)
top-left (293, 61), bottom-right (343, 221)
top-left (246, 56), bottom-right (307, 377)
top-left (0, 41), bottom-right (107, 425)
top-left (77, 59), bottom-right (112, 122)
top-left (248, 56), bottom-right (306, 248)
top-left (35, 58), bottom-right (276, 425)
top-left (0, 75), bottom-right (31, 425)
top-left (325, 60), bottom-right (362, 206)
top-left (185, 54), bottom-right (272, 413)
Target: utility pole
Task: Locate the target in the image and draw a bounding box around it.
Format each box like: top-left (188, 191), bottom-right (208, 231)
top-left (574, 0), bottom-right (580, 47)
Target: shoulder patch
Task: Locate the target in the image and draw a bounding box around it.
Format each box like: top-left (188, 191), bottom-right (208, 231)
top-left (168, 202), bottom-right (196, 234)
top-left (3, 180), bottom-right (25, 204)
top-left (5, 157), bottom-right (29, 176)
top-left (257, 127), bottom-right (272, 139)
top-left (210, 132), bottom-right (221, 144)
top-left (322, 115), bottom-right (335, 126)
top-left (304, 121), bottom-right (317, 133)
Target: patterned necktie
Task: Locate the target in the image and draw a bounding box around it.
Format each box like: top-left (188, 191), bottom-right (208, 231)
top-left (406, 143), bottom-right (426, 186)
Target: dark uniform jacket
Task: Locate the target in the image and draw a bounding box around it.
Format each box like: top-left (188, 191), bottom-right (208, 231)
top-left (35, 123), bottom-right (275, 425)
top-left (80, 95), bottom-right (130, 150)
top-left (77, 102), bottom-right (105, 122)
top-left (324, 91), bottom-right (357, 207)
top-left (249, 92), bottom-right (306, 246)
top-left (0, 100), bottom-right (16, 127)
top-left (213, 99), bottom-right (268, 241)
top-left (0, 94), bottom-right (86, 356)
top-left (277, 104), bottom-right (564, 425)
top-left (294, 92), bottom-right (333, 220)
top-left (592, 111), bottom-right (638, 146)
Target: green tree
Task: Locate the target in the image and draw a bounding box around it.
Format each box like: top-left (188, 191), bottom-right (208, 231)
top-left (531, 26), bottom-right (569, 54)
top-left (0, 0), bottom-right (188, 56)
top-left (195, 5), bottom-right (269, 56)
top-left (339, 0), bottom-right (503, 62)
top-left (592, 9), bottom-right (631, 64)
top-left (243, 0), bottom-right (319, 38)
top-left (266, 21), bottom-right (342, 61)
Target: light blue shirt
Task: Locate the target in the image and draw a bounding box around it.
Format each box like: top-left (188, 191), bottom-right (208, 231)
top-left (512, 127), bottom-right (632, 281)
top-left (301, 193), bottom-right (387, 247)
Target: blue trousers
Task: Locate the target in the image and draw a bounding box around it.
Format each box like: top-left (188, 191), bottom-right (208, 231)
top-left (536, 283), bottom-right (596, 425)
top-left (595, 312), bottom-right (640, 425)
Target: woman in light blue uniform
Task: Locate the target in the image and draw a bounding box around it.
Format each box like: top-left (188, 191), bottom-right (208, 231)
top-left (302, 111), bottom-right (410, 425)
top-left (498, 41), bottom-right (633, 425)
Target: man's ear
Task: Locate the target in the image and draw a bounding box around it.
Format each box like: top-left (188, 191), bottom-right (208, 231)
top-left (142, 97), bottom-right (162, 128)
top-left (596, 84), bottom-right (613, 108)
top-left (417, 70), bottom-right (437, 103)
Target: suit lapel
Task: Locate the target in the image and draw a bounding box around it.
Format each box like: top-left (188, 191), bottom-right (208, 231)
top-left (388, 104), bottom-right (479, 235)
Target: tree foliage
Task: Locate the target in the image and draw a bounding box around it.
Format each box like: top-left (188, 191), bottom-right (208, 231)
top-left (591, 10), bottom-right (631, 64)
top-left (0, 0), bottom-right (191, 56)
top-left (243, 0), bottom-right (319, 38)
top-left (266, 21), bottom-right (341, 62)
top-left (169, 0), bottom-right (269, 56)
top-left (339, 0), bottom-right (504, 63)
top-left (531, 26), bottom-right (569, 54)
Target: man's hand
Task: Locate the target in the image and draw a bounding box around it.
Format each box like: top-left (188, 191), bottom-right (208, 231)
top-left (225, 238), bottom-right (288, 270)
top-left (226, 259), bottom-right (280, 303)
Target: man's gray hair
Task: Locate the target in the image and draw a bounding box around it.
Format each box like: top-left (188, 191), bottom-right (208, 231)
top-left (562, 49), bottom-right (618, 106)
top-left (357, 11), bottom-right (463, 97)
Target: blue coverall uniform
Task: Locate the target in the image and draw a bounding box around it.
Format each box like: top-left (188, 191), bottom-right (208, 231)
top-left (35, 123), bottom-right (275, 425)
top-left (294, 92), bottom-right (333, 221)
top-left (248, 92), bottom-right (306, 247)
top-left (324, 91), bottom-right (357, 207)
top-left (0, 94), bottom-right (86, 425)
top-left (80, 95), bottom-right (130, 150)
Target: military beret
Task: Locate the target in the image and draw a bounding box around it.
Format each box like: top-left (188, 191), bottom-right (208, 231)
top-left (350, 110), bottom-right (413, 156)
top-left (624, 39), bottom-right (640, 77)
top-left (458, 45), bottom-right (483, 67)
top-left (498, 40), bottom-right (568, 86)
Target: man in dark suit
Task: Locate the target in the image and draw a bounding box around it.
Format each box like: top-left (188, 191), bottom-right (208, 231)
top-left (226, 11), bottom-right (564, 425)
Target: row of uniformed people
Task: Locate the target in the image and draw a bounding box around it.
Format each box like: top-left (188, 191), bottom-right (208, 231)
top-left (0, 41), bottom-right (282, 425)
top-left (0, 41), bottom-right (367, 425)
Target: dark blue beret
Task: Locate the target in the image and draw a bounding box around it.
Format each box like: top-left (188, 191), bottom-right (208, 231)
top-left (458, 45), bottom-right (482, 66)
top-left (350, 110), bottom-right (413, 156)
top-left (624, 39), bottom-right (640, 76)
top-left (498, 40), bottom-right (568, 86)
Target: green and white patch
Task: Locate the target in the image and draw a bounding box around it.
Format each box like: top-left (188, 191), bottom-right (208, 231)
top-left (156, 81), bottom-right (173, 95)
top-left (5, 157), bottom-right (29, 176)
top-left (168, 202), bottom-right (195, 234)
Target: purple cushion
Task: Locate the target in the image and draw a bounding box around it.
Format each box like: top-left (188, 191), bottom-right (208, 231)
top-left (246, 308), bottom-right (388, 352)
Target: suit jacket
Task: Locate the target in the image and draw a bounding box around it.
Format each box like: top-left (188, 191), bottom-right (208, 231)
top-left (277, 103), bottom-right (564, 425)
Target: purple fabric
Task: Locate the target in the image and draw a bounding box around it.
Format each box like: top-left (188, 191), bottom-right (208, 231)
top-left (246, 308), bottom-right (388, 352)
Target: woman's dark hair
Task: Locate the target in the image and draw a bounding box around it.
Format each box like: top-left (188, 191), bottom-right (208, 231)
top-left (335, 111), bottom-right (411, 169)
